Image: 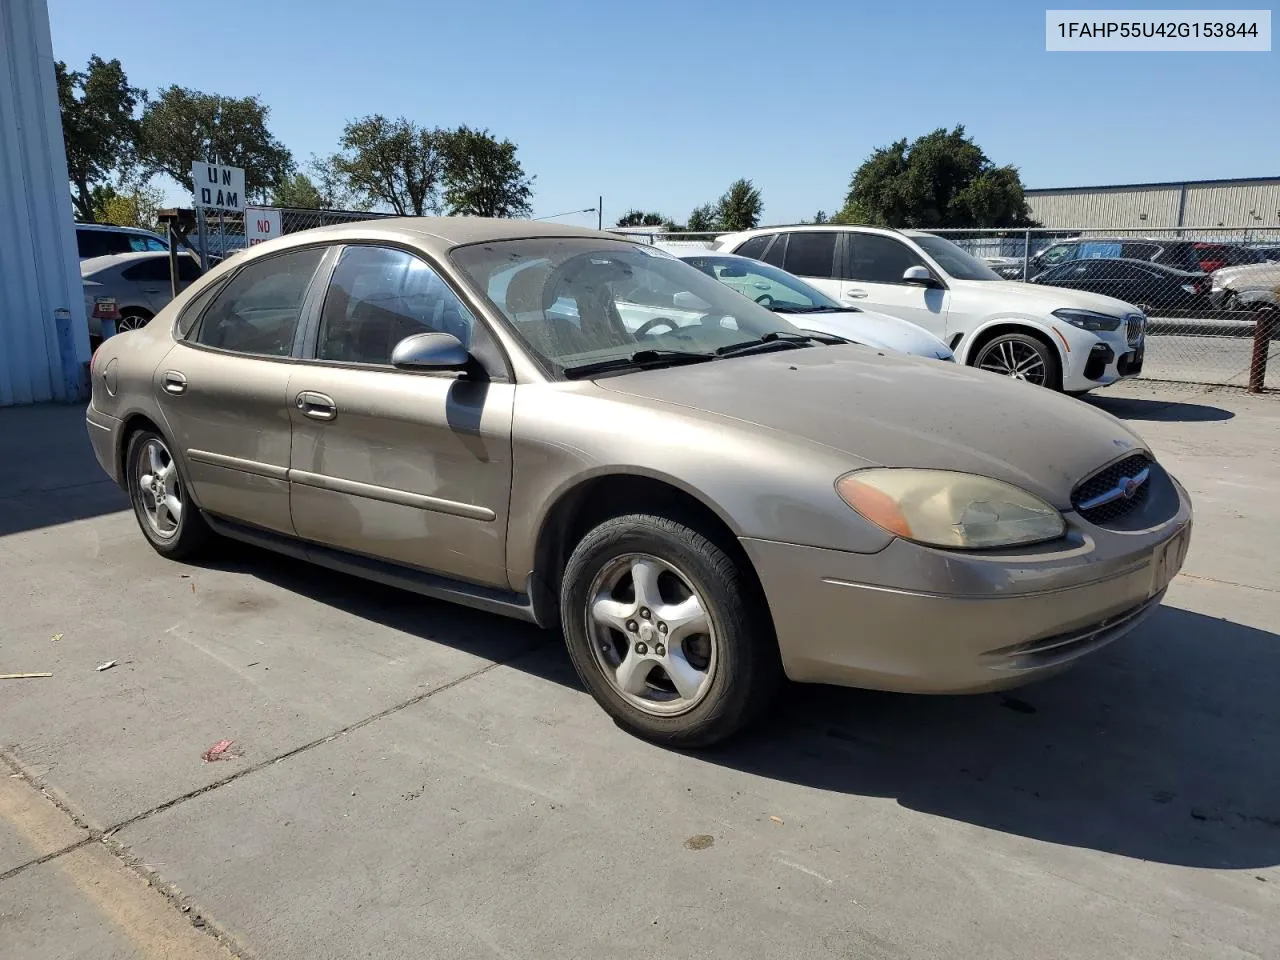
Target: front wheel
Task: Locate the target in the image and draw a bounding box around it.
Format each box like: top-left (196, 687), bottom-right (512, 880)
top-left (126, 429), bottom-right (213, 560)
top-left (972, 332), bottom-right (1060, 389)
top-left (560, 514), bottom-right (781, 747)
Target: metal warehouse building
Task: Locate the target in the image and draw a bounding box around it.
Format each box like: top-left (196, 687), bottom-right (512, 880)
top-left (1026, 176), bottom-right (1280, 230)
top-left (0, 0), bottom-right (90, 407)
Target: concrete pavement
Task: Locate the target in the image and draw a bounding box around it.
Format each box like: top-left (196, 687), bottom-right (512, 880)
top-left (1, 385), bottom-right (1277, 959)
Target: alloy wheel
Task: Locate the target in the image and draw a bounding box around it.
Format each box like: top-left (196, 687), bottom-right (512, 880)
top-left (117, 314), bottom-right (150, 332)
top-left (135, 437), bottom-right (183, 539)
top-left (585, 553), bottom-right (717, 716)
top-left (976, 338), bottom-right (1048, 385)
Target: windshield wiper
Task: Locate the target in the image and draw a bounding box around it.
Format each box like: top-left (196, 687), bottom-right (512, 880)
top-left (715, 331), bottom-right (819, 358)
top-left (562, 349), bottom-right (717, 380)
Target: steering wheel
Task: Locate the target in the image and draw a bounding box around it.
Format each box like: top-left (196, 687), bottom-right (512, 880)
top-left (634, 317), bottom-right (678, 337)
top-left (755, 293), bottom-right (774, 306)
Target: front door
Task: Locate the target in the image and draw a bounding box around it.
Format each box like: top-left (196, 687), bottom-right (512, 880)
top-left (157, 245), bottom-right (328, 535)
top-left (839, 233), bottom-right (949, 339)
top-left (286, 244), bottom-right (514, 589)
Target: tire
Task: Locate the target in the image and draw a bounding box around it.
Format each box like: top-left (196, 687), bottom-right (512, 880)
top-left (560, 513), bottom-right (781, 747)
top-left (117, 311), bottom-right (153, 332)
top-left (972, 331), bottom-right (1061, 389)
top-left (125, 428), bottom-right (213, 561)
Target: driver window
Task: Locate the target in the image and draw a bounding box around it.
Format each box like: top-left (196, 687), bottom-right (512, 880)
top-left (194, 247), bottom-right (325, 356)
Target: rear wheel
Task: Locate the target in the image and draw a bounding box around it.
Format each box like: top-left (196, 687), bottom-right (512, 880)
top-left (560, 514), bottom-right (780, 747)
top-left (126, 429), bottom-right (212, 560)
top-left (117, 311), bottom-right (152, 332)
top-left (972, 332), bottom-right (1060, 389)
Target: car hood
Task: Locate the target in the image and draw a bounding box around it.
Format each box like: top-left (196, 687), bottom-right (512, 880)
top-left (789, 309), bottom-right (954, 361)
top-left (594, 346), bottom-right (1147, 508)
top-left (961, 277), bottom-right (1140, 317)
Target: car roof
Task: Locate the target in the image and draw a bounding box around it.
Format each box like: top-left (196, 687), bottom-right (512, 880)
top-left (80, 250), bottom-right (195, 273)
top-left (75, 223), bottom-right (166, 236)
top-left (1049, 256), bottom-right (1202, 276)
top-left (239, 216), bottom-right (621, 260)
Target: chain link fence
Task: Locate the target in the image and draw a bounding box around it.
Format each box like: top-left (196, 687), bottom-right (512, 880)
top-left (193, 205), bottom-right (397, 263)
top-left (632, 224), bottom-right (1280, 392)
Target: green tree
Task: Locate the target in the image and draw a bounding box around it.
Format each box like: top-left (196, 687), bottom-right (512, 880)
top-left (139, 87), bottom-right (293, 200)
top-left (93, 182), bottom-right (164, 231)
top-left (813, 210), bottom-right (829, 224)
top-left (271, 172), bottom-right (325, 209)
top-left (836, 125), bottom-right (1035, 228)
top-left (438, 125), bottom-right (534, 218)
top-left (716, 179), bottom-right (763, 232)
top-left (616, 210), bottom-right (666, 227)
top-left (306, 155), bottom-right (366, 210)
top-left (328, 115), bottom-right (441, 216)
top-left (57, 56), bottom-right (145, 222)
top-left (686, 203), bottom-right (719, 233)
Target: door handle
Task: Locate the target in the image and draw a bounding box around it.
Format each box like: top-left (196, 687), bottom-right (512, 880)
top-left (161, 371), bottom-right (187, 395)
top-left (295, 391), bottom-right (337, 421)
top-left (843, 290), bottom-right (868, 299)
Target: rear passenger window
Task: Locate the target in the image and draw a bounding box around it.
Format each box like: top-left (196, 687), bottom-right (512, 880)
top-left (783, 232), bottom-right (837, 279)
top-left (177, 277), bottom-right (229, 339)
top-left (762, 234), bottom-right (788, 268)
top-left (194, 248), bottom-right (325, 356)
top-left (733, 235), bottom-right (770, 261)
top-left (316, 246), bottom-right (477, 365)
top-left (121, 259), bottom-right (170, 283)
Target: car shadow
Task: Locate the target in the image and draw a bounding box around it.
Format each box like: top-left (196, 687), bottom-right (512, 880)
top-left (190, 544), bottom-right (1280, 871)
top-left (0, 403), bottom-right (130, 537)
top-left (696, 604), bottom-right (1280, 870)
top-left (1085, 393), bottom-right (1235, 422)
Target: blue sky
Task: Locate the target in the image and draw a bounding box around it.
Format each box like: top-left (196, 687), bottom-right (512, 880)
top-left (48, 0), bottom-right (1277, 225)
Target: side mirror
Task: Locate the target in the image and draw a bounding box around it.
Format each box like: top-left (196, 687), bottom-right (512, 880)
top-left (902, 265), bottom-right (938, 287)
top-left (391, 331), bottom-right (470, 371)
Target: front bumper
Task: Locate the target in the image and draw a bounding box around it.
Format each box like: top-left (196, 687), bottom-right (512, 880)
top-left (1064, 332), bottom-right (1144, 391)
top-left (742, 476), bottom-right (1191, 694)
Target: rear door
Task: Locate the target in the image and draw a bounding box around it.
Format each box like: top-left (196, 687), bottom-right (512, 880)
top-left (286, 244), bottom-right (515, 588)
top-left (159, 245), bottom-right (329, 535)
top-left (780, 231), bottom-right (840, 298)
top-left (838, 233), bottom-right (949, 338)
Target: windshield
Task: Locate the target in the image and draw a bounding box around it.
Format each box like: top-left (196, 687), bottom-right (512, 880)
top-left (910, 234), bottom-right (1003, 281)
top-left (679, 255), bottom-right (844, 312)
top-left (450, 238), bottom-right (805, 376)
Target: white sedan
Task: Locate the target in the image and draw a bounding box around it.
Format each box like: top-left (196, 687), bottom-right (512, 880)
top-left (670, 250), bottom-right (955, 361)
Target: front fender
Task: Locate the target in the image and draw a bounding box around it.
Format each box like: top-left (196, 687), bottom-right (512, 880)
top-left (955, 316), bottom-right (1071, 369)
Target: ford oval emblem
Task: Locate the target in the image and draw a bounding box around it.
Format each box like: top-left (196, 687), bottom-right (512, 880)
top-left (1121, 476), bottom-right (1141, 499)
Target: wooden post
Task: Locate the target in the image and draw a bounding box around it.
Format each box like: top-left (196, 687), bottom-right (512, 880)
top-left (1248, 308), bottom-right (1277, 393)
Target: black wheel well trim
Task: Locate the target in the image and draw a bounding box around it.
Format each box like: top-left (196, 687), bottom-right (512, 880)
top-left (118, 305), bottom-right (154, 319)
top-left (526, 470), bottom-right (759, 628)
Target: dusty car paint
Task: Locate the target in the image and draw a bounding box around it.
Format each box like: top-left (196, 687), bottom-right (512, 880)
top-left (86, 217), bottom-right (1191, 706)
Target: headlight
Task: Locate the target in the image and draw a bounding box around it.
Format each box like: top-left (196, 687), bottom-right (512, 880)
top-left (836, 468), bottom-right (1066, 549)
top-left (1052, 308), bottom-right (1123, 332)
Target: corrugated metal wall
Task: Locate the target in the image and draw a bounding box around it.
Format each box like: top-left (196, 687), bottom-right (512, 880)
top-left (0, 0), bottom-right (89, 406)
top-left (1028, 179), bottom-right (1280, 231)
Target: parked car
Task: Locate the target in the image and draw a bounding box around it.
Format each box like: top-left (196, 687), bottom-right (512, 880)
top-left (82, 252), bottom-right (203, 339)
top-left (1002, 237), bottom-right (1268, 280)
top-left (1029, 258), bottom-right (1211, 313)
top-left (1209, 261), bottom-right (1280, 316)
top-left (670, 251), bottom-right (954, 360)
top-left (716, 225), bottom-right (1146, 392)
top-left (76, 223), bottom-right (169, 259)
top-left (86, 218), bottom-right (1191, 746)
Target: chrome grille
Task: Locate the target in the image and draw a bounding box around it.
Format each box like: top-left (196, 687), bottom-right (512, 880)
top-left (1073, 452), bottom-right (1153, 526)
top-left (1125, 313), bottom-right (1145, 346)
